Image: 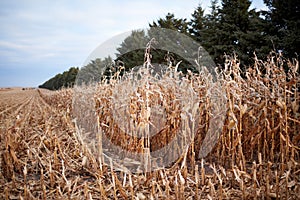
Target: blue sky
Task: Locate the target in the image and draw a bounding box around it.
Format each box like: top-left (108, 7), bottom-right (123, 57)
top-left (0, 0), bottom-right (267, 87)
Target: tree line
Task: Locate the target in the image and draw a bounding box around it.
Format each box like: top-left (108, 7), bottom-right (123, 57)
top-left (40, 0), bottom-right (299, 89)
top-left (38, 67), bottom-right (78, 90)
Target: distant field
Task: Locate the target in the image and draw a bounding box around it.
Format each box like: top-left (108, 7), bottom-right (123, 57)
top-left (0, 56), bottom-right (299, 199)
top-left (0, 87), bottom-right (21, 92)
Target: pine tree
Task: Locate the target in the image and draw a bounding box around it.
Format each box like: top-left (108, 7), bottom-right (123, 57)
top-left (77, 57), bottom-right (114, 85)
top-left (149, 13), bottom-right (199, 73)
top-left (218, 0), bottom-right (252, 65)
top-left (115, 30), bottom-right (149, 70)
top-left (201, 0), bottom-right (223, 64)
top-left (149, 13), bottom-right (189, 34)
top-left (39, 67), bottom-right (79, 90)
top-left (200, 0), bottom-right (269, 67)
top-left (263, 0), bottom-right (300, 58)
top-left (189, 4), bottom-right (205, 42)
top-left (238, 9), bottom-right (272, 61)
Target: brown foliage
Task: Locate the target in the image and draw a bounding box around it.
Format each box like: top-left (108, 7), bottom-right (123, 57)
top-left (0, 54), bottom-right (299, 199)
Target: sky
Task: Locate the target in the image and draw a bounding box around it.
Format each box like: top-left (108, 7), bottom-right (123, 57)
top-left (0, 0), bottom-right (268, 87)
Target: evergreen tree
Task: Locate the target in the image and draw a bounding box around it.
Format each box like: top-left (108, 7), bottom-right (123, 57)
top-left (200, 0), bottom-right (223, 64)
top-left (115, 30), bottom-right (149, 70)
top-left (199, 0), bottom-right (270, 67)
top-left (149, 13), bottom-right (189, 34)
top-left (39, 67), bottom-right (79, 90)
top-left (218, 0), bottom-right (252, 66)
top-left (77, 57), bottom-right (114, 85)
top-left (263, 0), bottom-right (300, 58)
top-left (148, 13), bottom-right (199, 73)
top-left (189, 4), bottom-right (206, 42)
top-left (238, 9), bottom-right (272, 61)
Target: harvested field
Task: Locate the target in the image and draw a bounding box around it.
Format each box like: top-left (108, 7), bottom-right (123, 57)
top-left (0, 55), bottom-right (299, 199)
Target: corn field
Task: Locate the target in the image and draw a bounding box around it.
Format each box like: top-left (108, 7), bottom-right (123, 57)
top-left (0, 54), bottom-right (299, 199)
